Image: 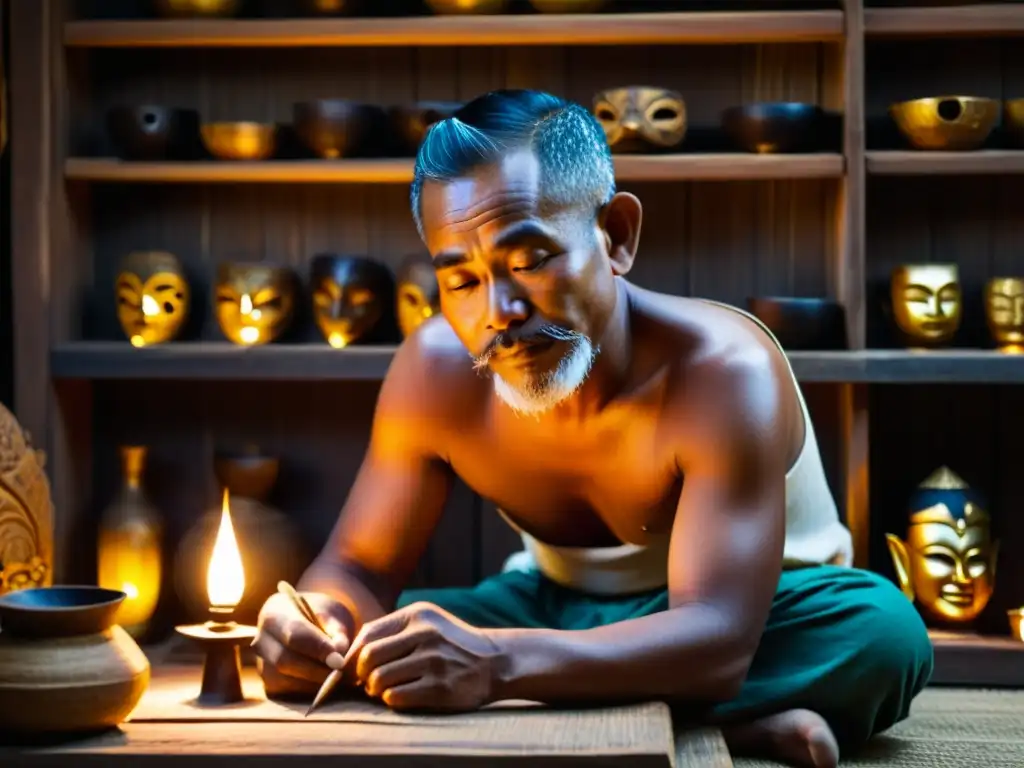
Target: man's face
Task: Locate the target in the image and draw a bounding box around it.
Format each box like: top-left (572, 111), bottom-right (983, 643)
top-left (419, 149), bottom-right (618, 415)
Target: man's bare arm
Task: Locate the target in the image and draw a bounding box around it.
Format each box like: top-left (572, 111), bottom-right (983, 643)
top-left (298, 333), bottom-right (458, 634)
top-left (487, 346), bottom-right (789, 704)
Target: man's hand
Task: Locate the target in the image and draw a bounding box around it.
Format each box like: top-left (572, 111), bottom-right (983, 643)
top-left (253, 591), bottom-right (354, 698)
top-left (347, 602), bottom-right (504, 712)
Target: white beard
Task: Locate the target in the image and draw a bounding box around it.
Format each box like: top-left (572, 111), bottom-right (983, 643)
top-left (491, 335), bottom-right (598, 417)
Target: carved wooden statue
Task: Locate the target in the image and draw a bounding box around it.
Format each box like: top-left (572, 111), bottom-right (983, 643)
top-left (0, 401), bottom-right (54, 594)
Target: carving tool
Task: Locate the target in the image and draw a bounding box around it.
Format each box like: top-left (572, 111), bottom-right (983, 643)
top-left (275, 581), bottom-right (348, 717)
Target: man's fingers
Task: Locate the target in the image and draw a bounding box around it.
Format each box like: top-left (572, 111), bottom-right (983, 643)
top-left (344, 610), bottom-right (412, 678)
top-left (355, 626), bottom-right (432, 685)
top-left (380, 680), bottom-right (435, 711)
top-left (252, 632), bottom-right (333, 684)
top-left (261, 610), bottom-right (342, 666)
top-left (364, 652), bottom-right (430, 699)
top-left (258, 658), bottom-right (321, 699)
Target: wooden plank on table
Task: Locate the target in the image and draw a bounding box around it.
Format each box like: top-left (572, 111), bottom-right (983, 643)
top-left (63, 12), bottom-right (844, 49)
top-left (2, 666), bottom-right (676, 767)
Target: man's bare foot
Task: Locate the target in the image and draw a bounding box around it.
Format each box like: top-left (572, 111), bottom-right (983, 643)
top-left (722, 709), bottom-right (839, 768)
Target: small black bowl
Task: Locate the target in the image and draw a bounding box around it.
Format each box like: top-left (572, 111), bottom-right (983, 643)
top-left (106, 105), bottom-right (202, 161)
top-left (0, 586), bottom-right (126, 639)
top-left (747, 296), bottom-right (847, 351)
top-left (722, 102), bottom-right (823, 154)
top-left (293, 100), bottom-right (388, 159)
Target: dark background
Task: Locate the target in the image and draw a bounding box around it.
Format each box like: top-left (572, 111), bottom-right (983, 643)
top-left (1, 0), bottom-right (11, 410)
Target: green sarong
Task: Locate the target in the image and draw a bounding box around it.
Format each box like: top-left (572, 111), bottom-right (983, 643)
top-left (397, 564), bottom-right (934, 751)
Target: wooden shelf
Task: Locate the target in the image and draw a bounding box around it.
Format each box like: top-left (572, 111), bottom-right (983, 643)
top-left (865, 4), bottom-right (1024, 38)
top-left (49, 344), bottom-right (1024, 383)
top-left (929, 630), bottom-right (1024, 688)
top-left (65, 155), bottom-right (845, 184)
top-left (866, 150), bottom-right (1024, 176)
top-left (63, 11), bottom-right (844, 49)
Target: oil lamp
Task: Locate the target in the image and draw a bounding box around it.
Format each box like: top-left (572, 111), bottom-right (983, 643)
top-left (175, 489), bottom-right (257, 705)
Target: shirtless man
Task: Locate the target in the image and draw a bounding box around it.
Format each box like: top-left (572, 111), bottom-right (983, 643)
top-left (253, 89), bottom-right (933, 768)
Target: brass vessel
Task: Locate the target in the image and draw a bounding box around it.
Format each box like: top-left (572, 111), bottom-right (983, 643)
top-left (154, 0), bottom-right (241, 17)
top-left (1004, 98), bottom-right (1024, 148)
top-left (890, 96), bottom-right (999, 151)
top-left (1010, 608), bottom-right (1024, 642)
top-left (201, 122), bottom-right (277, 161)
top-left (425, 0), bottom-right (510, 13)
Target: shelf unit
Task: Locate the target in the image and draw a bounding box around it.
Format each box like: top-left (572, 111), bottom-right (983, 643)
top-left (9, 1), bottom-right (1024, 686)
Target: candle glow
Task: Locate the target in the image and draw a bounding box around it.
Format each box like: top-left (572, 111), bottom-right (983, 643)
top-left (207, 489), bottom-right (245, 610)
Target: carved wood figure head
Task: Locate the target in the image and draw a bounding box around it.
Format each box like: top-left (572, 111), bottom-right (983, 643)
top-left (116, 251), bottom-right (191, 347)
top-left (396, 254), bottom-right (440, 339)
top-left (310, 254), bottom-right (397, 348)
top-left (215, 263), bottom-right (298, 346)
top-left (0, 402), bottom-right (54, 595)
top-left (593, 87), bottom-right (687, 153)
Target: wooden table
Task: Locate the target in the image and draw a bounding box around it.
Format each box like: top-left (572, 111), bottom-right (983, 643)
top-left (1, 665), bottom-right (733, 767)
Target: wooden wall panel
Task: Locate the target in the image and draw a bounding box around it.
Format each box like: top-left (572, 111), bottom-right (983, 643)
top-left (75, 41), bottom-right (845, 618)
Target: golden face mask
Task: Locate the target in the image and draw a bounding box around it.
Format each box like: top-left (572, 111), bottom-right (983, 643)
top-left (310, 254), bottom-right (396, 349)
top-left (593, 87), bottom-right (687, 153)
top-left (214, 263), bottom-right (296, 346)
top-left (116, 251), bottom-right (190, 347)
top-left (985, 277), bottom-right (1024, 348)
top-left (890, 263), bottom-right (962, 346)
top-left (886, 466), bottom-right (997, 626)
top-left (396, 255), bottom-right (440, 339)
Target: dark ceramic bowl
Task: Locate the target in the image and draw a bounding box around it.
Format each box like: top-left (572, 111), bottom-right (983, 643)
top-left (722, 102), bottom-right (823, 154)
top-left (106, 105), bottom-right (202, 161)
top-left (0, 586), bottom-right (126, 640)
top-left (389, 101), bottom-right (463, 155)
top-left (746, 297), bottom-right (847, 351)
top-left (293, 100), bottom-right (386, 159)
top-left (213, 452), bottom-right (280, 501)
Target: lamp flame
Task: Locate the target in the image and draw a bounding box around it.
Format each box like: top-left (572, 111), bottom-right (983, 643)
top-left (207, 488), bottom-right (245, 610)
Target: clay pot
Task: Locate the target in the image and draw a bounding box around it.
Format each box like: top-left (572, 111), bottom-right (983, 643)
top-left (0, 586), bottom-right (150, 734)
top-left (173, 453), bottom-right (308, 625)
top-left (106, 105), bottom-right (202, 161)
top-left (293, 100), bottom-right (385, 159)
top-left (722, 102), bottom-right (823, 154)
top-left (389, 101), bottom-right (463, 155)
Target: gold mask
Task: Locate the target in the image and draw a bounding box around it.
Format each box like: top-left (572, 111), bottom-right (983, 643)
top-left (214, 263), bottom-right (296, 346)
top-left (115, 251), bottom-right (190, 347)
top-left (396, 254), bottom-right (440, 339)
top-left (886, 466), bottom-right (998, 626)
top-left (310, 254), bottom-right (397, 349)
top-left (890, 263), bottom-right (962, 347)
top-left (593, 87), bottom-right (687, 153)
top-left (985, 277), bottom-right (1024, 348)
top-left (0, 401), bottom-right (54, 595)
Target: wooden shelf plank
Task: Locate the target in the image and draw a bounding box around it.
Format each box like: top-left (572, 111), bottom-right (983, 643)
top-left (49, 344), bottom-right (1024, 383)
top-left (64, 155), bottom-right (845, 184)
top-left (63, 12), bottom-right (844, 49)
top-left (929, 630), bottom-right (1024, 688)
top-left (866, 150), bottom-right (1024, 176)
top-left (865, 4), bottom-right (1024, 38)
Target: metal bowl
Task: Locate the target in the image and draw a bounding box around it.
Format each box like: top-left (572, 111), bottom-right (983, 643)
top-left (721, 102), bottom-right (823, 154)
top-left (425, 0), bottom-right (510, 13)
top-left (293, 100), bottom-right (385, 160)
top-left (295, 0), bottom-right (360, 14)
top-left (529, 0), bottom-right (607, 11)
top-left (106, 105), bottom-right (202, 161)
top-left (1004, 99), bottom-right (1024, 148)
top-left (154, 0), bottom-right (242, 17)
top-left (889, 96), bottom-right (999, 151)
top-left (201, 122), bottom-right (277, 161)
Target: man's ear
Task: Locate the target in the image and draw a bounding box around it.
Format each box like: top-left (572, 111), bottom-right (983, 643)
top-left (599, 192), bottom-right (642, 276)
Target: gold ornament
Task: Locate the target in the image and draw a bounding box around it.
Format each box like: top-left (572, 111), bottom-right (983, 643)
top-left (890, 263), bottom-right (962, 347)
top-left (215, 263), bottom-right (297, 346)
top-left (115, 251), bottom-right (190, 347)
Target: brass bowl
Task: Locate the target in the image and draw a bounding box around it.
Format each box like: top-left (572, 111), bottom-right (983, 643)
top-left (425, 0), bottom-right (510, 13)
top-left (890, 96), bottom-right (999, 151)
top-left (201, 122), bottom-right (277, 161)
top-left (297, 0), bottom-right (360, 13)
top-left (1004, 99), bottom-right (1024, 148)
top-left (154, 0), bottom-right (242, 17)
top-left (529, 0), bottom-right (607, 11)
top-left (1010, 608), bottom-right (1024, 642)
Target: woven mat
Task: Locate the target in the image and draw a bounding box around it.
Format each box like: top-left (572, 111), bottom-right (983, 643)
top-left (733, 687), bottom-right (1024, 768)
